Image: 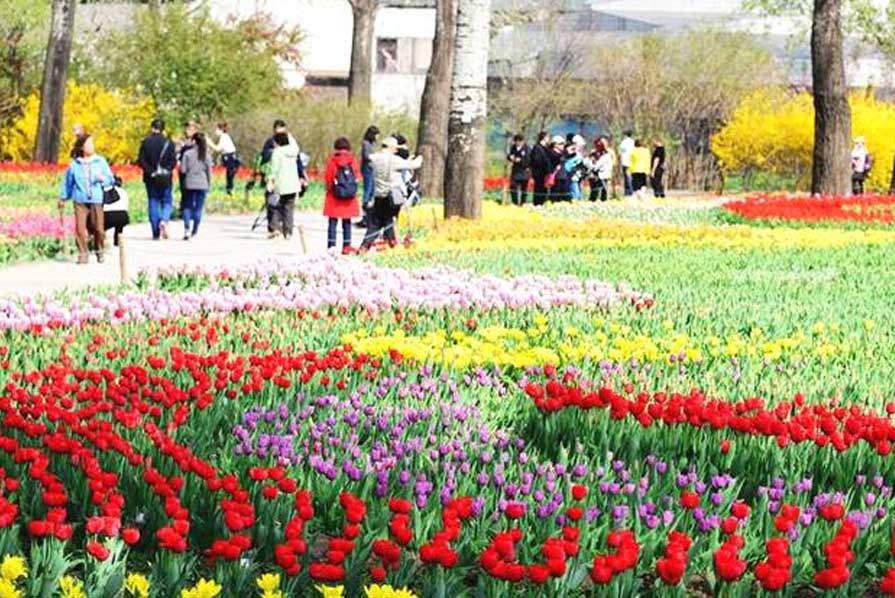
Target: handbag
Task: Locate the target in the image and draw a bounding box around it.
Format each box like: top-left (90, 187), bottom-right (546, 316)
top-left (102, 186), bottom-right (120, 205)
top-left (389, 184), bottom-right (408, 209)
top-left (545, 165), bottom-right (560, 188)
top-left (149, 140), bottom-right (172, 187)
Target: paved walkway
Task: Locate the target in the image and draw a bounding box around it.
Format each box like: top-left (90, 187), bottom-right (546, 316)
top-left (0, 212), bottom-right (357, 298)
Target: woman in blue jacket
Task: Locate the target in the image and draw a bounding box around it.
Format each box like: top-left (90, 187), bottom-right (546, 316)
top-left (59, 133), bottom-right (114, 264)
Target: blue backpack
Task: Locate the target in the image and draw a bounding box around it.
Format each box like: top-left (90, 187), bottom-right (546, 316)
top-left (333, 164), bottom-right (358, 199)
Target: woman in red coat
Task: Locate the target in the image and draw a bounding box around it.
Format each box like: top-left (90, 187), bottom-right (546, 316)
top-left (323, 137), bottom-right (362, 252)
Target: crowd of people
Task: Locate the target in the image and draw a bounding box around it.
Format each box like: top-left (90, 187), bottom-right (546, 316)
top-left (508, 130), bottom-right (666, 206)
top-left (58, 117), bottom-right (423, 263)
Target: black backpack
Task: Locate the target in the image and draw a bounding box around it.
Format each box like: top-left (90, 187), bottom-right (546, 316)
top-left (333, 164), bottom-right (358, 199)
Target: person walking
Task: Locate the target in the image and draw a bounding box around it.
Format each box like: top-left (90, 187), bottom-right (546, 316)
top-left (138, 119), bottom-right (177, 240)
top-left (261, 120), bottom-right (308, 234)
top-left (507, 134), bottom-right (531, 206)
top-left (650, 139), bottom-right (667, 198)
top-left (266, 131), bottom-right (302, 239)
top-left (179, 132), bottom-right (213, 240)
top-left (629, 139), bottom-right (651, 199)
top-left (362, 137), bottom-right (422, 250)
top-left (59, 133), bottom-right (114, 264)
top-left (176, 121), bottom-right (197, 221)
top-left (358, 125), bottom-right (380, 228)
top-left (529, 132), bottom-right (552, 206)
top-left (323, 137), bottom-right (361, 253)
top-left (210, 122), bottom-right (239, 196)
top-left (851, 136), bottom-right (873, 196)
top-left (619, 130), bottom-right (635, 197)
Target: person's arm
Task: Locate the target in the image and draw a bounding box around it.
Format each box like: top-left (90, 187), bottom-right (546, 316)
top-left (651, 155), bottom-right (659, 178)
top-left (99, 158), bottom-right (113, 185)
top-left (395, 155), bottom-right (423, 171)
top-left (59, 166), bottom-right (74, 206)
top-left (205, 156), bottom-right (212, 186)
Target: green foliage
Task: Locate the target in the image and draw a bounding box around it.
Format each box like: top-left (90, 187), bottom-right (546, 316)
top-left (0, 0), bottom-right (49, 128)
top-left (74, 5), bottom-right (302, 125)
top-left (231, 95), bottom-right (418, 171)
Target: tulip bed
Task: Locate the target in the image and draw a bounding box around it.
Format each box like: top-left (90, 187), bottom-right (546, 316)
top-left (3, 195), bottom-right (895, 597)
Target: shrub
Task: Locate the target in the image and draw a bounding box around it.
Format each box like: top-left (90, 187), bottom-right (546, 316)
top-left (713, 89), bottom-right (895, 191)
top-left (0, 81), bottom-right (156, 164)
top-left (229, 95), bottom-right (418, 171)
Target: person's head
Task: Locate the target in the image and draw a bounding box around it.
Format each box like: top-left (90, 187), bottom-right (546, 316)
top-left (182, 121), bottom-right (197, 139)
top-left (854, 136), bottom-right (866, 148)
top-left (193, 132), bottom-right (207, 160)
top-left (537, 131), bottom-right (549, 145)
top-left (381, 136), bottom-right (399, 154)
top-left (72, 123), bottom-right (84, 137)
top-left (572, 135), bottom-right (585, 150)
top-left (273, 132), bottom-right (290, 147)
top-left (513, 133), bottom-right (525, 147)
top-left (551, 135), bottom-right (566, 151)
top-left (334, 137), bottom-right (351, 151)
top-left (634, 139), bottom-right (643, 148)
top-left (594, 138), bottom-right (605, 153)
top-left (623, 130), bottom-right (633, 138)
top-left (653, 138), bottom-right (663, 147)
top-left (363, 125), bottom-right (380, 143)
top-left (72, 133), bottom-right (94, 159)
top-left (217, 122), bottom-right (229, 135)
top-left (151, 118), bottom-right (165, 134)
top-left (273, 119), bottom-right (287, 133)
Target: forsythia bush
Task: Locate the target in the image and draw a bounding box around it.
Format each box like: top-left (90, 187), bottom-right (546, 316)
top-left (713, 89), bottom-right (895, 191)
top-left (0, 81), bottom-right (155, 164)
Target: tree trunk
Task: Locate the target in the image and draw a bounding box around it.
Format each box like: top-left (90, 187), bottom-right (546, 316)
top-left (444, 0), bottom-right (491, 220)
top-left (348, 0), bottom-right (377, 106)
top-left (416, 0), bottom-right (458, 199)
top-left (34, 0), bottom-right (76, 163)
top-left (810, 0), bottom-right (852, 195)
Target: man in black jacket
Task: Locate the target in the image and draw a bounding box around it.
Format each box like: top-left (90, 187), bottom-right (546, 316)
top-left (529, 131), bottom-right (552, 206)
top-left (507, 134), bottom-right (531, 205)
top-left (138, 119), bottom-right (177, 240)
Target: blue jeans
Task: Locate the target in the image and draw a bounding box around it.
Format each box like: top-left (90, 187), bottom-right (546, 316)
top-left (362, 164), bottom-right (375, 210)
top-left (622, 166), bottom-right (633, 196)
top-left (182, 189), bottom-right (207, 236)
top-left (146, 184), bottom-right (173, 239)
top-left (327, 218), bottom-right (351, 249)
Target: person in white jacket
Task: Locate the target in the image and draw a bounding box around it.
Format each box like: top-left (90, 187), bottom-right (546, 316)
top-left (587, 139), bottom-right (615, 202)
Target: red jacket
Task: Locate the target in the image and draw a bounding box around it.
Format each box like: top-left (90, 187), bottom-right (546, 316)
top-left (323, 150), bottom-right (361, 219)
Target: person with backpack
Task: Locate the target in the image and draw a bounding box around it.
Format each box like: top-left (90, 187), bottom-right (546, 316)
top-left (323, 137), bottom-right (361, 253)
top-left (59, 133), bottom-right (114, 264)
top-left (266, 132), bottom-right (302, 239)
top-left (138, 118), bottom-right (177, 240)
top-left (179, 132), bottom-right (213, 240)
top-left (362, 137), bottom-right (422, 250)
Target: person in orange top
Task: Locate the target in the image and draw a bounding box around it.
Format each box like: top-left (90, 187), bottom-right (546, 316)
top-left (323, 137), bottom-right (362, 253)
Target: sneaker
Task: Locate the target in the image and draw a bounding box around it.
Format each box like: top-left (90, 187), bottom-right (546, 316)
top-left (77, 254), bottom-right (88, 265)
top-left (268, 231), bottom-right (281, 240)
top-left (160, 222), bottom-right (169, 239)
top-left (354, 218), bottom-right (368, 229)
top-left (341, 246), bottom-right (353, 256)
top-left (96, 252), bottom-right (104, 263)
top-left (184, 234), bottom-right (191, 241)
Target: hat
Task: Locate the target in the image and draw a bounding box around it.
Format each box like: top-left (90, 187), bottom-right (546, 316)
top-left (572, 135), bottom-right (585, 147)
top-left (551, 135), bottom-right (566, 145)
top-left (382, 137), bottom-right (399, 149)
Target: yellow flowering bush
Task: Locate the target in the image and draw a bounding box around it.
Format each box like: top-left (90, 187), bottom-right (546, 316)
top-left (713, 89), bottom-right (895, 191)
top-left (0, 81), bottom-right (155, 164)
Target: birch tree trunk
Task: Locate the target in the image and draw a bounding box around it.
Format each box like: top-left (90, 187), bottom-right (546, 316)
top-left (34, 0), bottom-right (75, 163)
top-left (811, 0), bottom-right (852, 195)
top-left (416, 0), bottom-right (458, 199)
top-left (444, 0), bottom-right (490, 219)
top-left (348, 0), bottom-right (378, 106)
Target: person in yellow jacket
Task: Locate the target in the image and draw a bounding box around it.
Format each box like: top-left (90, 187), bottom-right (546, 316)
top-left (629, 139), bottom-right (652, 198)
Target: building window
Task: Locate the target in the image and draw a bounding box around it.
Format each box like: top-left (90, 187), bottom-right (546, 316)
top-left (412, 38), bottom-right (432, 73)
top-left (377, 38), bottom-right (399, 73)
